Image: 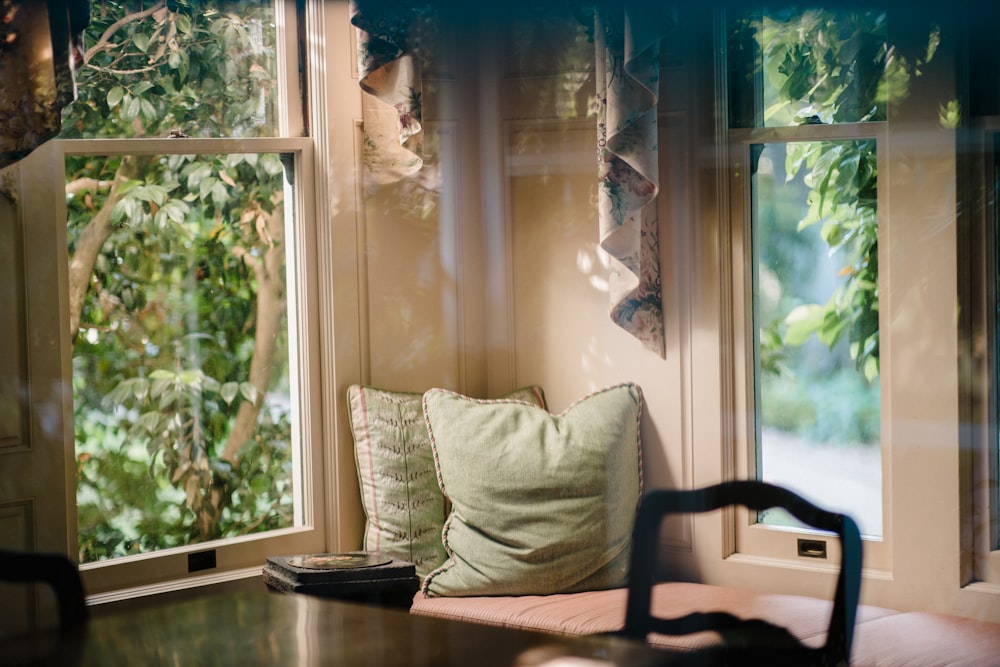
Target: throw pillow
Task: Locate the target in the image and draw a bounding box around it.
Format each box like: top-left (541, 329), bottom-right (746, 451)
top-left (347, 384), bottom-right (546, 578)
top-left (421, 382), bottom-right (642, 597)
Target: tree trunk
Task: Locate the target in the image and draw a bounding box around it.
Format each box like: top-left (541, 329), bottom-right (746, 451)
top-left (67, 155), bottom-right (147, 341)
top-left (220, 197), bottom-right (287, 465)
top-left (196, 200), bottom-right (287, 538)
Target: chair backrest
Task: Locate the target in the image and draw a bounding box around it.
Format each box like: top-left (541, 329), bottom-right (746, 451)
top-left (0, 549), bottom-right (88, 630)
top-left (622, 481), bottom-right (862, 666)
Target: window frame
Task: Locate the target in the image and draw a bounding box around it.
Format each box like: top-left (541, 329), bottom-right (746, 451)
top-left (962, 116), bottom-right (1000, 588)
top-left (699, 4), bottom-right (1000, 620)
top-left (62, 136), bottom-right (325, 600)
top-left (727, 121), bottom-right (891, 572)
top-left (35, 0), bottom-right (333, 600)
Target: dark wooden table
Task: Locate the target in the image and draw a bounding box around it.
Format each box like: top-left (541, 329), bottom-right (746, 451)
top-left (3, 590), bottom-right (681, 666)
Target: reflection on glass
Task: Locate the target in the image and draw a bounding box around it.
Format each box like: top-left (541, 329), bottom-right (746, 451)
top-left (59, 1), bottom-right (279, 139)
top-left (730, 8), bottom-right (891, 128)
top-left (995, 132), bottom-right (1000, 546)
top-left (69, 152), bottom-right (297, 562)
top-left (752, 140), bottom-right (882, 537)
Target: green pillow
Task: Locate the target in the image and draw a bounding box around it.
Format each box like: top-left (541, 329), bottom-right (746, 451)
top-left (347, 385), bottom-right (546, 578)
top-left (422, 382), bottom-right (643, 597)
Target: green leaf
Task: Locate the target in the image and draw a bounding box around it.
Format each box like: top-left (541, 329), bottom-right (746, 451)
top-left (149, 369), bottom-right (175, 380)
top-left (158, 388), bottom-right (180, 410)
top-left (817, 313), bottom-right (847, 347)
top-left (163, 200), bottom-right (189, 223)
top-left (239, 382), bottom-right (259, 405)
top-left (863, 355), bottom-right (879, 382)
top-left (150, 378), bottom-right (172, 399)
top-left (133, 33), bottom-right (151, 53)
top-left (107, 86), bottom-right (125, 108)
top-left (136, 411), bottom-right (160, 434)
top-left (122, 95), bottom-right (141, 122)
top-left (202, 376), bottom-right (221, 393)
top-left (211, 181), bottom-right (229, 208)
top-left (132, 378), bottom-right (150, 403)
top-left (220, 381), bottom-right (239, 405)
top-left (139, 99), bottom-right (158, 121)
top-left (198, 175), bottom-right (217, 200)
top-left (131, 185), bottom-right (169, 205)
top-left (102, 379), bottom-right (135, 408)
top-left (783, 304), bottom-right (826, 346)
top-left (110, 199), bottom-right (129, 226)
top-left (179, 369), bottom-right (202, 385)
top-left (175, 15), bottom-right (193, 35)
top-left (261, 154), bottom-right (284, 176)
top-left (250, 476), bottom-right (270, 494)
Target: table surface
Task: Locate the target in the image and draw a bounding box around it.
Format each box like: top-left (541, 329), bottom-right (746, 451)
top-left (4, 589), bottom-right (681, 667)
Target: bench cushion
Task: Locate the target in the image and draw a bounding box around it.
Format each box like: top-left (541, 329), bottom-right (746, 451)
top-left (411, 581), bottom-right (896, 651)
top-left (849, 611), bottom-right (1000, 667)
top-left (412, 582), bottom-right (1000, 665)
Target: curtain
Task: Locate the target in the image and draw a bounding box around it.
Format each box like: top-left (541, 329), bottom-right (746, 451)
top-left (350, 0), bottom-right (425, 189)
top-left (594, 3), bottom-right (673, 357)
top-left (0, 0), bottom-right (90, 169)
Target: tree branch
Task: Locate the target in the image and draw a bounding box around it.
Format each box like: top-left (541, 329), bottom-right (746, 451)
top-left (221, 197), bottom-right (287, 465)
top-left (87, 62), bottom-right (164, 76)
top-left (66, 177), bottom-right (114, 196)
top-left (67, 155), bottom-right (149, 341)
top-left (84, 1), bottom-right (167, 65)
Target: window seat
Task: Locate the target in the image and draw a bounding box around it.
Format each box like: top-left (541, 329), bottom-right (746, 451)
top-left (410, 581), bottom-right (1000, 666)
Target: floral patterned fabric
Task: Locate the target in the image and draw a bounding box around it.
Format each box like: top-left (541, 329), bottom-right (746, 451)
top-left (350, 0), bottom-right (424, 188)
top-left (595, 4), bottom-right (673, 356)
top-left (0, 1), bottom-right (89, 169)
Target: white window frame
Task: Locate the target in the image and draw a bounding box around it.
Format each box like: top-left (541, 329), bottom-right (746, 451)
top-left (692, 6), bottom-right (1000, 621)
top-left (727, 122), bottom-right (891, 573)
top-left (28, 0), bottom-right (334, 601)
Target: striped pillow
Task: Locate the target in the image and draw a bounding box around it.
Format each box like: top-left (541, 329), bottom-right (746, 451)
top-left (347, 385), bottom-right (546, 578)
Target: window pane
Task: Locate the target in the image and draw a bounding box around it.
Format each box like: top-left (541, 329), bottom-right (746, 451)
top-left (995, 131), bottom-right (1000, 550)
top-left (69, 152), bottom-right (299, 562)
top-left (729, 8), bottom-right (890, 128)
top-left (60, 1), bottom-right (281, 139)
top-left (752, 140), bottom-right (882, 537)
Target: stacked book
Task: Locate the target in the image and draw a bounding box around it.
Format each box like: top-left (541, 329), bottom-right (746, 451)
top-left (263, 552), bottom-right (420, 610)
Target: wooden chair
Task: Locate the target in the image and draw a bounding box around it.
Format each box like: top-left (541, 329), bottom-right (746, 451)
top-left (0, 549), bottom-right (88, 630)
top-left (621, 481), bottom-right (862, 666)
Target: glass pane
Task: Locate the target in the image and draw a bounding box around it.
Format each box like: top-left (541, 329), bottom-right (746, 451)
top-left (995, 132), bottom-right (1000, 550)
top-left (752, 140), bottom-right (882, 537)
top-left (729, 8), bottom-right (890, 128)
top-left (68, 152), bottom-right (299, 562)
top-left (60, 1), bottom-right (281, 139)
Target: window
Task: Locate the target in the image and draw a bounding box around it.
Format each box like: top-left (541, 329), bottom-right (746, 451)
top-left (56, 0), bottom-right (324, 597)
top-left (990, 128), bottom-right (1000, 578)
top-left (985, 126), bottom-right (1000, 581)
top-left (726, 6), bottom-right (890, 568)
top-left (750, 137), bottom-right (881, 537)
top-left (965, 118), bottom-right (1000, 587)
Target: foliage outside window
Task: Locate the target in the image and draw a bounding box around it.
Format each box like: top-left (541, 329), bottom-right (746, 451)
top-left (734, 8), bottom-right (889, 383)
top-left (728, 6), bottom-right (905, 535)
top-left (62, 1), bottom-right (300, 562)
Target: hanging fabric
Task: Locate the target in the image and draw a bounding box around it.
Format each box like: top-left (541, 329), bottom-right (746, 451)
top-left (350, 0), bottom-right (425, 189)
top-left (594, 3), bottom-right (673, 356)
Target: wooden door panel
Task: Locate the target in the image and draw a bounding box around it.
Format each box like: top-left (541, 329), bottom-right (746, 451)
top-left (0, 154), bottom-right (73, 637)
